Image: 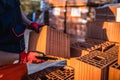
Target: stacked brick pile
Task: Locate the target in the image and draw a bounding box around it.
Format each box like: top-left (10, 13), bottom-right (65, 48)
top-left (108, 44), bottom-right (120, 80)
top-left (95, 5), bottom-right (120, 22)
top-left (71, 38), bottom-right (116, 57)
top-left (78, 49), bottom-right (118, 80)
top-left (48, 0), bottom-right (88, 42)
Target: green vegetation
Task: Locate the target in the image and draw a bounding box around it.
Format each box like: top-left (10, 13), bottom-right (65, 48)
top-left (21, 0), bottom-right (40, 14)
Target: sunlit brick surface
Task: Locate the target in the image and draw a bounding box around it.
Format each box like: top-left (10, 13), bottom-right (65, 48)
top-left (78, 50), bottom-right (118, 80)
top-left (109, 61), bottom-right (120, 80)
top-left (29, 26), bottom-right (70, 58)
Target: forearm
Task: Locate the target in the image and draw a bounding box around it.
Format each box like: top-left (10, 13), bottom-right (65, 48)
top-left (0, 51), bottom-right (19, 66)
top-left (20, 8), bottom-right (32, 26)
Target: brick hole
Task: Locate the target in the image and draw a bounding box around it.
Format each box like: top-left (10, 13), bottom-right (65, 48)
top-left (93, 56), bottom-right (105, 61)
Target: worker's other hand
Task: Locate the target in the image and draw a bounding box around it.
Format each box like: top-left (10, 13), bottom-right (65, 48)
top-left (29, 22), bottom-right (45, 33)
top-left (19, 51), bottom-right (46, 64)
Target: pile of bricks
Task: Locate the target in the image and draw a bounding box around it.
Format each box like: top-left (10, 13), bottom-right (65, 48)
top-left (95, 5), bottom-right (120, 22)
top-left (48, 0), bottom-right (89, 42)
top-left (67, 43), bottom-right (119, 80)
top-left (46, 0), bottom-right (88, 7)
top-left (22, 66), bottom-right (74, 80)
top-left (87, 22), bottom-right (120, 43)
top-left (88, 0), bottom-right (113, 4)
top-left (108, 44), bottom-right (120, 80)
top-left (70, 38), bottom-right (116, 57)
top-left (78, 50), bottom-right (118, 80)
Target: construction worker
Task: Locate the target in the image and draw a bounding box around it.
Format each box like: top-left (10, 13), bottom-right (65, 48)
top-left (0, 0), bottom-right (45, 66)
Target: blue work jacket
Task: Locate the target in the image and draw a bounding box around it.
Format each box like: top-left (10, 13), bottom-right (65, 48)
top-left (0, 0), bottom-right (26, 53)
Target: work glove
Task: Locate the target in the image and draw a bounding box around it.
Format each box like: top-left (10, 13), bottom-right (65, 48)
top-left (19, 51), bottom-right (46, 64)
top-left (29, 22), bottom-right (45, 33)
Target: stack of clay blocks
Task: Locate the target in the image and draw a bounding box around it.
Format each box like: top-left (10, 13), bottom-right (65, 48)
top-left (70, 38), bottom-right (116, 57)
top-left (108, 44), bottom-right (120, 80)
top-left (78, 50), bottom-right (118, 80)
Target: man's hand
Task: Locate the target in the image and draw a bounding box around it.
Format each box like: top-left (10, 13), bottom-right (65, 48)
top-left (19, 51), bottom-right (46, 64)
top-left (29, 22), bottom-right (45, 33)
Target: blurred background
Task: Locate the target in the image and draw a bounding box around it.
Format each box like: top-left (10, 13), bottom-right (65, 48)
top-left (21, 0), bottom-right (40, 20)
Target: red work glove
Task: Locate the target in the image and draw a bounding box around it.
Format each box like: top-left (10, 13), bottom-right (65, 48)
top-left (29, 22), bottom-right (45, 33)
top-left (19, 51), bottom-right (46, 64)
